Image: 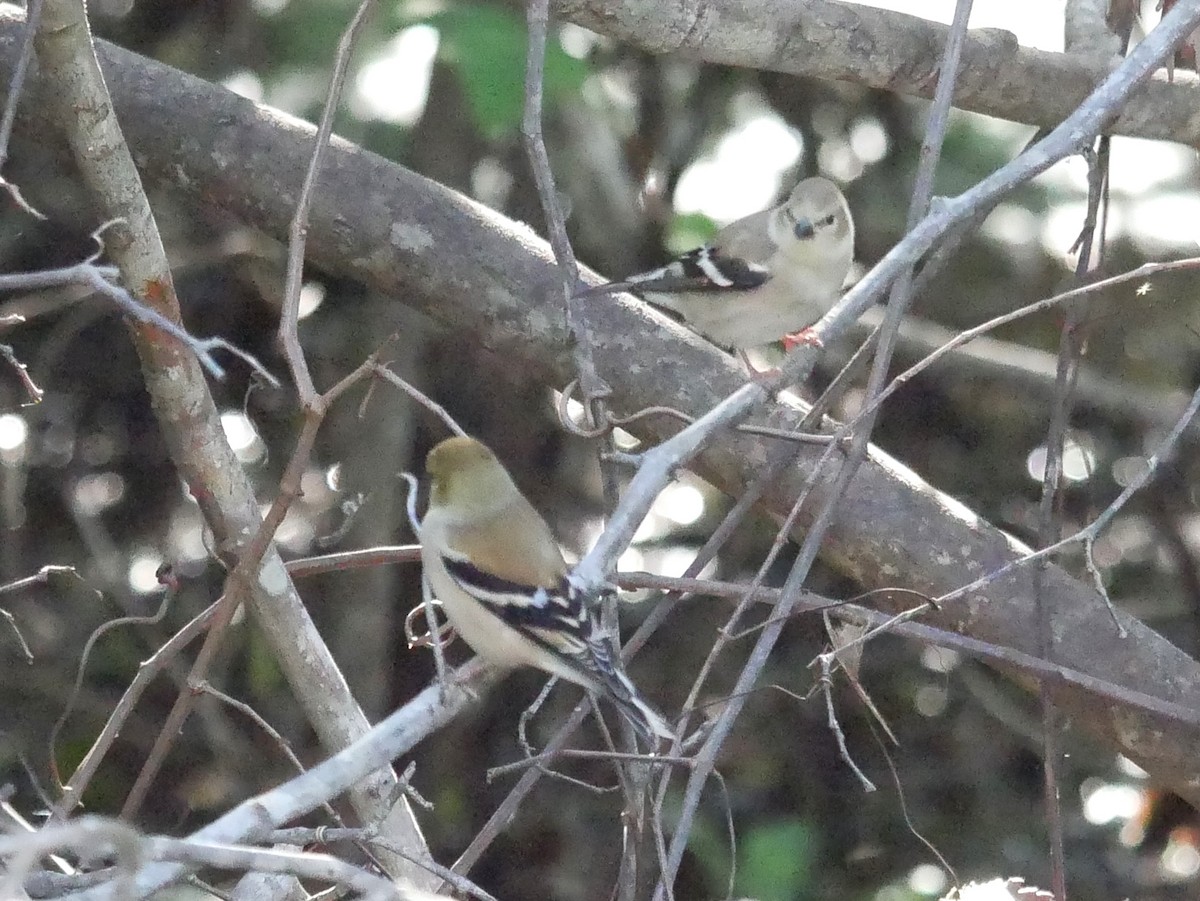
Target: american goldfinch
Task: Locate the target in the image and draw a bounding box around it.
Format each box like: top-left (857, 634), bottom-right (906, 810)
top-left (585, 177), bottom-right (853, 355)
top-left (418, 436), bottom-right (674, 742)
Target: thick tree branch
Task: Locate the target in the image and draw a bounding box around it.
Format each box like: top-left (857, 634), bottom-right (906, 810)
top-left (63, 662), bottom-right (493, 900)
top-left (1, 6), bottom-right (1199, 809)
top-left (555, 0), bottom-right (1200, 147)
top-left (19, 1), bottom-right (432, 884)
top-left (850, 304), bottom-right (1200, 445)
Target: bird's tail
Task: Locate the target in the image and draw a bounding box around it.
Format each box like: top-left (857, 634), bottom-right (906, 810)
top-left (565, 584), bottom-right (675, 743)
top-left (575, 279), bottom-right (641, 298)
top-left (592, 659), bottom-right (675, 743)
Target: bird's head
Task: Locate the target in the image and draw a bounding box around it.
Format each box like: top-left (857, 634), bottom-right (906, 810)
top-left (772, 177), bottom-right (854, 262)
top-left (426, 436), bottom-right (519, 518)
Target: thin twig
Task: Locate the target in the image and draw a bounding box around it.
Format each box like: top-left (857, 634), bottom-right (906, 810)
top-left (1029, 130), bottom-right (1110, 901)
top-left (487, 748), bottom-right (691, 781)
top-left (0, 260), bottom-right (120, 292)
top-left (264, 827), bottom-right (498, 901)
top-left (522, 0), bottom-right (609, 414)
top-left (193, 681), bottom-right (352, 834)
top-left (816, 653), bottom-right (875, 791)
top-left (48, 601), bottom-right (218, 825)
top-left (48, 579), bottom-right (176, 791)
top-left (633, 572), bottom-right (1200, 728)
top-left (0, 566), bottom-right (82, 659)
top-left (867, 715), bottom-right (959, 885)
top-left (147, 835), bottom-right (405, 900)
top-left (286, 544), bottom-right (422, 577)
top-left (652, 1), bottom-right (974, 888)
top-left (63, 660), bottom-right (494, 900)
top-left (279, 0), bottom-right (378, 403)
top-left (0, 260), bottom-right (277, 384)
top-left (0, 602), bottom-right (31, 662)
top-left (0, 341), bottom-right (41, 404)
top-left (0, 0), bottom-right (44, 217)
top-left (572, 0), bottom-right (1200, 597)
top-left (370, 363), bottom-right (466, 437)
top-left (837, 257), bottom-right (1200, 469)
top-left (120, 357), bottom-right (378, 819)
top-left (557, 377), bottom-right (835, 445)
top-left (909, 373), bottom-right (1200, 616)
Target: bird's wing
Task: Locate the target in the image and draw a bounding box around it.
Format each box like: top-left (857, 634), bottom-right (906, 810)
top-left (437, 556), bottom-right (674, 740)
top-left (576, 208), bottom-right (783, 299)
top-left (440, 552), bottom-right (588, 646)
top-left (443, 500), bottom-right (568, 588)
top-left (620, 207), bottom-right (779, 295)
top-left (621, 246), bottom-right (772, 294)
top-left (709, 207), bottom-right (779, 263)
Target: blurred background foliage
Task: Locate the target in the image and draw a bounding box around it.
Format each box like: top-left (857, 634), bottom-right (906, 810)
top-left (1, 0), bottom-right (1199, 898)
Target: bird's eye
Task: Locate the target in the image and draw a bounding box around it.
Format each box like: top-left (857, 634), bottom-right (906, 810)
top-left (821, 214), bottom-right (836, 227)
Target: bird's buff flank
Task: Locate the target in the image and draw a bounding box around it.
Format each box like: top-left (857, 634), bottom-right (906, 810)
top-left (418, 436), bottom-right (674, 742)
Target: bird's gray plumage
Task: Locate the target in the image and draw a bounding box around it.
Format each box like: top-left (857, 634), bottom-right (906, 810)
top-left (595, 177), bottom-right (855, 351)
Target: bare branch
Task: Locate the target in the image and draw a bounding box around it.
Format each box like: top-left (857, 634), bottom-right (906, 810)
top-left (24, 3), bottom-right (434, 875)
top-left (652, 0), bottom-right (977, 886)
top-left (371, 363), bottom-right (466, 437)
top-left (0, 340), bottom-right (42, 404)
top-left (849, 297), bottom-right (1200, 446)
top-left (1065, 0), bottom-right (1123, 61)
top-left (279, 0), bottom-right (377, 403)
top-left (264, 828), bottom-right (497, 901)
top-left (0, 817), bottom-right (141, 899)
top-left (146, 836), bottom-right (410, 901)
top-left (0, 0), bottom-right (44, 216)
top-left (48, 577), bottom-right (176, 792)
top-left (5, 5), bottom-right (1200, 809)
top-left (120, 351), bottom-right (379, 820)
top-left (1030, 114), bottom-right (1114, 901)
top-left (0, 260), bottom-right (275, 383)
top-left (616, 573), bottom-right (1200, 731)
top-left (48, 601), bottom-right (215, 824)
top-left (552, 0), bottom-right (1200, 146)
top-left (64, 660), bottom-right (495, 900)
top-left (0, 565), bottom-right (86, 663)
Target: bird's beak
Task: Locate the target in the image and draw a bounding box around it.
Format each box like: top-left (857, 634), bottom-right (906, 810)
top-left (793, 218), bottom-right (815, 240)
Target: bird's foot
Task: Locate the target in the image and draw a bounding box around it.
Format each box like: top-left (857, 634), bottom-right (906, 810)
top-left (781, 327), bottom-right (824, 352)
top-left (446, 668), bottom-right (482, 703)
top-left (749, 366), bottom-right (783, 386)
top-left (736, 350), bottom-right (783, 386)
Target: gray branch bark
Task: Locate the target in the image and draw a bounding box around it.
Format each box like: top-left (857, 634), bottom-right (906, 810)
top-left (1, 5), bottom-right (1199, 809)
top-left (554, 0), bottom-right (1200, 147)
top-left (10, 2), bottom-right (433, 886)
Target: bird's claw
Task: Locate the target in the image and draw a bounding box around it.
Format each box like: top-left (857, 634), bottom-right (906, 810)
top-left (781, 327), bottom-right (824, 352)
top-left (404, 601), bottom-right (456, 651)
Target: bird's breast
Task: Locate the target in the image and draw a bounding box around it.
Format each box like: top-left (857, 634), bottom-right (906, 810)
top-left (646, 281), bottom-right (833, 349)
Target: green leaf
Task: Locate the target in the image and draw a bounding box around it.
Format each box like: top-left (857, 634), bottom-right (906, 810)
top-left (684, 808), bottom-right (734, 892)
top-left (666, 211), bottom-right (719, 254)
top-left (246, 627), bottom-right (285, 696)
top-left (264, 0), bottom-right (389, 82)
top-left (412, 4), bottom-right (588, 139)
top-left (736, 818), bottom-right (815, 901)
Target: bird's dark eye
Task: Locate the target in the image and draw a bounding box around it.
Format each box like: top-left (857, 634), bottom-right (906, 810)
top-left (821, 214), bottom-right (836, 227)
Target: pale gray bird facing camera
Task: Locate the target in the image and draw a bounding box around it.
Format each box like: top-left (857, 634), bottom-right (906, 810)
top-left (584, 177), bottom-right (854, 364)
